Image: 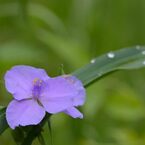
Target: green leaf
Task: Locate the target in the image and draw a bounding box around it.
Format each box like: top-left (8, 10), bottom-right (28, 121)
top-left (11, 127), bottom-right (25, 145)
top-left (38, 133), bottom-right (46, 145)
top-left (58, 64), bottom-right (65, 75)
top-left (73, 46), bottom-right (145, 86)
top-left (21, 125), bottom-right (42, 145)
top-left (0, 106), bottom-right (9, 135)
top-left (21, 113), bottom-right (51, 145)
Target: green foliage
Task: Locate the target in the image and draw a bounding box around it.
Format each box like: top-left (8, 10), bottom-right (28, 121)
top-left (1, 47), bottom-right (145, 145)
top-left (0, 0), bottom-right (145, 145)
top-left (0, 106), bottom-right (8, 135)
top-left (73, 46), bottom-right (145, 86)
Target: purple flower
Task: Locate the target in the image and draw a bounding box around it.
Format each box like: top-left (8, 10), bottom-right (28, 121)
top-left (5, 65), bottom-right (86, 129)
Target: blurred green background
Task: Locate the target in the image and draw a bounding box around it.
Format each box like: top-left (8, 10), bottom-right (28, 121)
top-left (0, 0), bottom-right (145, 145)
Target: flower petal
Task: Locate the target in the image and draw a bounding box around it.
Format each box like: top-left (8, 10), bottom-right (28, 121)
top-left (39, 76), bottom-right (86, 113)
top-left (4, 65), bottom-right (49, 100)
top-left (6, 99), bottom-right (46, 129)
top-left (64, 76), bottom-right (86, 106)
top-left (40, 97), bottom-right (73, 114)
top-left (64, 107), bottom-right (83, 119)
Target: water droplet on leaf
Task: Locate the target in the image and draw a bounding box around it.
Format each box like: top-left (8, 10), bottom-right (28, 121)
top-left (107, 52), bottom-right (115, 58)
top-left (90, 59), bottom-right (96, 64)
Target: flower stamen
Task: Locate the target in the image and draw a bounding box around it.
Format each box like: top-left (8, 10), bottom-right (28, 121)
top-left (32, 78), bottom-right (43, 99)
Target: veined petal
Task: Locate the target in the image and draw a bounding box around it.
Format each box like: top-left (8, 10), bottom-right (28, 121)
top-left (40, 96), bottom-right (73, 114)
top-left (6, 99), bottom-right (46, 129)
top-left (39, 76), bottom-right (86, 113)
top-left (64, 107), bottom-right (83, 119)
top-left (41, 76), bottom-right (79, 98)
top-left (64, 76), bottom-right (86, 106)
top-left (4, 65), bottom-right (49, 100)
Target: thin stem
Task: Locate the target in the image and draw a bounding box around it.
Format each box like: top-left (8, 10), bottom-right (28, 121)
top-left (38, 133), bottom-right (46, 145)
top-left (48, 118), bottom-right (53, 145)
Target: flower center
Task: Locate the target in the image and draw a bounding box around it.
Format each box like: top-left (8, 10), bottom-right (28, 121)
top-left (32, 78), bottom-right (43, 99)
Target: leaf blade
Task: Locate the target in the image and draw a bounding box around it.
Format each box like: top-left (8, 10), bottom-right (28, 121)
top-left (73, 46), bottom-right (145, 86)
top-left (0, 106), bottom-right (9, 135)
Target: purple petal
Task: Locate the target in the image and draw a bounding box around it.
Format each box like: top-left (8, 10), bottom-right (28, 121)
top-left (6, 99), bottom-right (45, 129)
top-left (4, 65), bottom-right (49, 100)
top-left (64, 107), bottom-right (83, 119)
top-left (40, 96), bottom-right (73, 114)
top-left (64, 76), bottom-right (86, 106)
top-left (39, 76), bottom-right (86, 113)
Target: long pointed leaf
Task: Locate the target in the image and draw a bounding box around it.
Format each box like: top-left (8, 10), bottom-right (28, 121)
top-left (73, 46), bottom-right (145, 86)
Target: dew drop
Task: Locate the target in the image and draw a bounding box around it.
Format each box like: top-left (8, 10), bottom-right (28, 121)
top-left (142, 51), bottom-right (145, 55)
top-left (107, 52), bottom-right (115, 59)
top-left (90, 59), bottom-right (96, 64)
